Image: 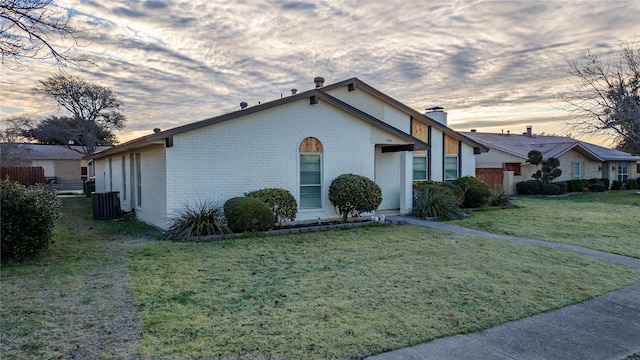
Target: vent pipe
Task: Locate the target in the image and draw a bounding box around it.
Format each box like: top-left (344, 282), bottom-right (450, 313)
top-left (291, 88), bottom-right (297, 95)
top-left (240, 102), bottom-right (248, 109)
top-left (153, 128), bottom-right (161, 133)
top-left (314, 76), bottom-right (325, 88)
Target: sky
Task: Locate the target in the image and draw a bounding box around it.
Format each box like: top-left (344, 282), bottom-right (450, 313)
top-left (2, 0), bottom-right (639, 147)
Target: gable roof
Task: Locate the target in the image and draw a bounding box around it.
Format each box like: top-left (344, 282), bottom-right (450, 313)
top-left (90, 78), bottom-right (467, 160)
top-left (1, 143), bottom-right (111, 160)
top-left (461, 132), bottom-right (640, 162)
top-left (322, 78), bottom-right (489, 153)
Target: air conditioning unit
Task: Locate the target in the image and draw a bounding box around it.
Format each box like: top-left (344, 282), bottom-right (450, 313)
top-left (92, 191), bottom-right (121, 220)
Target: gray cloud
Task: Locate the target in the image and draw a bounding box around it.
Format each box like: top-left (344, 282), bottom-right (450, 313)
top-left (2, 0), bottom-right (639, 145)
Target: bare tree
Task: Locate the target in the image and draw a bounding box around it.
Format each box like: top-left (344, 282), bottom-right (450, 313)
top-left (560, 41), bottom-right (640, 153)
top-left (0, 0), bottom-right (86, 67)
top-left (33, 74), bottom-right (126, 155)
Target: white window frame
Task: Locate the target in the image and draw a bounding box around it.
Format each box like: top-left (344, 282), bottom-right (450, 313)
top-left (299, 152), bottom-right (322, 209)
top-left (121, 156), bottom-right (127, 201)
top-left (574, 161), bottom-right (581, 180)
top-left (135, 153), bottom-right (142, 207)
top-left (413, 155), bottom-right (428, 181)
top-left (444, 155), bottom-right (458, 182)
top-left (618, 162), bottom-right (628, 182)
top-left (108, 158), bottom-right (113, 191)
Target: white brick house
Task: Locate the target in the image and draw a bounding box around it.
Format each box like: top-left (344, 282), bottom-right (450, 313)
top-left (89, 78), bottom-right (487, 229)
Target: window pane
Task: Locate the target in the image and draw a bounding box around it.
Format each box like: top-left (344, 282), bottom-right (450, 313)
top-left (413, 156), bottom-right (427, 181)
top-left (574, 161), bottom-right (581, 179)
top-left (300, 186), bottom-right (321, 208)
top-left (445, 156), bottom-right (458, 181)
top-left (618, 162), bottom-right (628, 182)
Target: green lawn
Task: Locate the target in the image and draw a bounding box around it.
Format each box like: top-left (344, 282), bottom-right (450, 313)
top-left (450, 191), bottom-right (640, 258)
top-left (128, 224), bottom-right (640, 359)
top-left (3, 196), bottom-right (639, 359)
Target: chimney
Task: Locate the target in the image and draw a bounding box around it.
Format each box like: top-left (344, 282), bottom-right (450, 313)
top-left (153, 128), bottom-right (161, 133)
top-left (526, 125), bottom-right (532, 137)
top-left (240, 101), bottom-right (248, 109)
top-left (425, 106), bottom-right (447, 126)
top-left (291, 88), bottom-right (297, 95)
top-left (314, 76), bottom-right (325, 88)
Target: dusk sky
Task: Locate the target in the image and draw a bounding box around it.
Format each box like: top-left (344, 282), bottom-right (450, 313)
top-left (2, 0), bottom-right (639, 146)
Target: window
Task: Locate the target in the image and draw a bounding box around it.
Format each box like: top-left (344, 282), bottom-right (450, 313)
top-left (618, 162), bottom-right (628, 182)
top-left (121, 156), bottom-right (127, 201)
top-left (444, 156), bottom-right (458, 181)
top-left (413, 156), bottom-right (428, 181)
top-left (573, 161), bottom-right (581, 180)
top-left (108, 158), bottom-right (113, 191)
top-left (135, 153), bottom-right (142, 207)
top-left (299, 137), bottom-right (323, 209)
top-left (504, 163), bottom-right (521, 176)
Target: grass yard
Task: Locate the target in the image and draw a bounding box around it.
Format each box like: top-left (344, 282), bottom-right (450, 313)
top-left (450, 190), bottom-right (640, 258)
top-left (128, 224), bottom-right (640, 359)
top-left (3, 196), bottom-right (639, 359)
top-left (0, 198), bottom-right (161, 359)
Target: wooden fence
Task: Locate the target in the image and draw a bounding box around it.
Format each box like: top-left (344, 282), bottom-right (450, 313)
top-left (476, 168), bottom-right (504, 193)
top-left (1, 167), bottom-right (45, 187)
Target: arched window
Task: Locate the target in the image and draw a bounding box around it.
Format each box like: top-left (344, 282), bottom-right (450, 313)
top-left (299, 137), bottom-right (323, 209)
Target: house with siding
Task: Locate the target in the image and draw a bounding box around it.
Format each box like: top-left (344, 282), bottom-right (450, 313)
top-left (461, 127), bottom-right (640, 193)
top-left (1, 143), bottom-right (109, 190)
top-left (89, 77), bottom-right (487, 229)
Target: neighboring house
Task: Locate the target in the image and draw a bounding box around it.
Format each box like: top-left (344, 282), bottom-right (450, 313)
top-left (461, 127), bottom-right (640, 194)
top-left (89, 77), bottom-right (487, 229)
top-left (0, 143), bottom-right (110, 189)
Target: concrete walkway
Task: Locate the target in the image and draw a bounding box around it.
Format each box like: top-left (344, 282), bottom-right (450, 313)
top-left (366, 216), bottom-right (640, 360)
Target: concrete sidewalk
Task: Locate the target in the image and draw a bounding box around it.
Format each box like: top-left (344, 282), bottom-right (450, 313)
top-left (366, 216), bottom-right (640, 360)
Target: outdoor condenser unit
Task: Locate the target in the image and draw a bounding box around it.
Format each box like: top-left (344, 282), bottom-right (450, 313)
top-left (92, 191), bottom-right (121, 220)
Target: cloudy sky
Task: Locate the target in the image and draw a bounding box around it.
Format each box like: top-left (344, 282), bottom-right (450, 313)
top-left (2, 0), bottom-right (639, 146)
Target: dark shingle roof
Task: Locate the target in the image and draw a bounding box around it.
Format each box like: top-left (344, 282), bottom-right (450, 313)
top-left (460, 132), bottom-right (640, 162)
top-left (1, 143), bottom-right (111, 160)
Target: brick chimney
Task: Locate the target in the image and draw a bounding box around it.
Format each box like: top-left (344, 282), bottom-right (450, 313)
top-left (526, 125), bottom-right (532, 137)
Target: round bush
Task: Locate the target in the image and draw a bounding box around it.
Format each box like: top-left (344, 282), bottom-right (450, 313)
top-left (1, 180), bottom-right (62, 262)
top-left (223, 197), bottom-right (275, 233)
top-left (542, 183), bottom-right (560, 195)
top-left (611, 180), bottom-right (623, 190)
top-left (589, 182), bottom-right (607, 192)
top-left (516, 180), bottom-right (541, 195)
top-left (328, 174), bottom-right (382, 221)
top-left (555, 182), bottom-right (568, 195)
top-left (245, 188), bottom-right (297, 223)
top-left (452, 176), bottom-right (491, 208)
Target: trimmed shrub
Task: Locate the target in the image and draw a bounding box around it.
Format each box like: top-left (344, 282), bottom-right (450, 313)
top-left (1, 180), bottom-right (62, 262)
top-left (627, 179), bottom-right (638, 190)
top-left (328, 174), bottom-right (382, 221)
top-left (224, 197), bottom-right (275, 233)
top-left (600, 178), bottom-right (610, 189)
top-left (542, 183), bottom-right (560, 195)
top-left (566, 179), bottom-right (589, 192)
top-left (452, 176), bottom-right (491, 208)
top-left (412, 185), bottom-right (464, 220)
top-left (165, 200), bottom-right (230, 241)
top-left (516, 180), bottom-right (541, 195)
top-left (555, 182), bottom-right (568, 195)
top-left (589, 182), bottom-right (607, 192)
top-left (611, 180), bottom-right (623, 190)
top-left (245, 188), bottom-right (297, 224)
